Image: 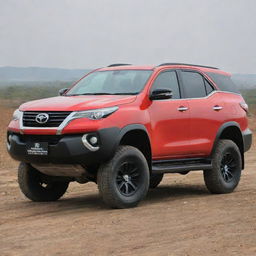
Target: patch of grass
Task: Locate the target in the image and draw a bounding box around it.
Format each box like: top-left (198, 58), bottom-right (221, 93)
top-left (0, 81), bottom-right (73, 106)
top-left (240, 89), bottom-right (256, 115)
top-left (240, 89), bottom-right (256, 106)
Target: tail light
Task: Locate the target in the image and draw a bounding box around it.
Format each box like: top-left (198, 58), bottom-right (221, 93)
top-left (240, 102), bottom-right (248, 113)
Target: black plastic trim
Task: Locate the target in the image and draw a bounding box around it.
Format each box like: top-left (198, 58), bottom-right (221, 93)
top-left (7, 127), bottom-right (121, 166)
top-left (210, 122), bottom-right (252, 170)
top-left (152, 157), bottom-right (212, 173)
top-left (242, 128), bottom-right (253, 152)
top-left (211, 121), bottom-right (241, 156)
top-left (118, 124), bottom-right (150, 141)
top-left (8, 124), bottom-right (152, 168)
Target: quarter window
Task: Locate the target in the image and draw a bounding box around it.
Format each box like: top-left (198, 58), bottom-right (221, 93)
top-left (206, 72), bottom-right (240, 93)
top-left (151, 71), bottom-right (180, 99)
top-left (204, 79), bottom-right (215, 95)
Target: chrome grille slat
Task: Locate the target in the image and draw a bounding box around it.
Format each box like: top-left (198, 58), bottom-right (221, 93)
top-left (23, 111), bottom-right (71, 128)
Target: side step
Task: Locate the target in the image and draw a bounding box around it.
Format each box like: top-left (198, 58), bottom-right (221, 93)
top-left (152, 158), bottom-right (212, 174)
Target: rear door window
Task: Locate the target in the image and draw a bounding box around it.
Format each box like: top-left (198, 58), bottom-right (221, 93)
top-left (181, 71), bottom-right (206, 98)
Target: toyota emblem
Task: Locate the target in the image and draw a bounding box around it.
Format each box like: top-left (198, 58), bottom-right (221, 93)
top-left (35, 113), bottom-right (49, 124)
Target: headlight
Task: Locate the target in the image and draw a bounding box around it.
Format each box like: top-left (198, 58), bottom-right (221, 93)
top-left (12, 109), bottom-right (22, 121)
top-left (72, 106), bottom-right (118, 120)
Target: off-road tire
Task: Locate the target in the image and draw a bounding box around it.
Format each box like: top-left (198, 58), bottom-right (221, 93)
top-left (204, 139), bottom-right (242, 194)
top-left (97, 146), bottom-right (149, 208)
top-left (149, 173), bottom-right (163, 188)
top-left (18, 162), bottom-right (69, 202)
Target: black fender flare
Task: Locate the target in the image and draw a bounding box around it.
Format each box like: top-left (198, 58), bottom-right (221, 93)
top-left (211, 121), bottom-right (244, 168)
top-left (117, 124), bottom-right (152, 167)
top-left (118, 124), bottom-right (150, 143)
top-left (211, 121), bottom-right (242, 154)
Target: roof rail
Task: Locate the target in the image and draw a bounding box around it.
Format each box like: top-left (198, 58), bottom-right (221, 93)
top-left (157, 63), bottom-right (218, 69)
top-left (108, 63), bottom-right (131, 67)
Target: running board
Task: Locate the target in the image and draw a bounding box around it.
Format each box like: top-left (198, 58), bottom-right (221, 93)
top-left (152, 158), bottom-right (212, 174)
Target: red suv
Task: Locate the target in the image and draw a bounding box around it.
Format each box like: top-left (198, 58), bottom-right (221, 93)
top-left (7, 63), bottom-right (252, 208)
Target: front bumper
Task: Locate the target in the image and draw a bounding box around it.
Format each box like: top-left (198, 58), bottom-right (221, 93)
top-left (242, 128), bottom-right (253, 152)
top-left (7, 127), bottom-right (120, 166)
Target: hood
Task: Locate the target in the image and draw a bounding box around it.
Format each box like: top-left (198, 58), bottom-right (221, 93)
top-left (20, 95), bottom-right (137, 112)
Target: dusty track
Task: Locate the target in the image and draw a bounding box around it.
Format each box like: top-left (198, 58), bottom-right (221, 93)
top-left (0, 103), bottom-right (255, 256)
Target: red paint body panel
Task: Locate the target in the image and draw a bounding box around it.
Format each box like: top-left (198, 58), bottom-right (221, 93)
top-left (19, 95), bottom-right (137, 112)
top-left (7, 64), bottom-right (250, 160)
top-left (147, 98), bottom-right (190, 159)
top-left (187, 92), bottom-right (226, 156)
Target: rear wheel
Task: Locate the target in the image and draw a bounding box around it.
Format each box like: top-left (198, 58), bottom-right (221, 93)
top-left (149, 173), bottom-right (163, 188)
top-left (204, 140), bottom-right (242, 194)
top-left (18, 163), bottom-right (69, 202)
top-left (97, 146), bottom-right (149, 208)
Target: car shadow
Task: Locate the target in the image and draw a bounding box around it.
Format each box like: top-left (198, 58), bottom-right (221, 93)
top-left (13, 184), bottom-right (210, 216)
top-left (145, 184), bottom-right (209, 204)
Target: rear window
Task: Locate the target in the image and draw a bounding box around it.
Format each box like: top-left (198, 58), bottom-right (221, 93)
top-left (207, 72), bottom-right (240, 93)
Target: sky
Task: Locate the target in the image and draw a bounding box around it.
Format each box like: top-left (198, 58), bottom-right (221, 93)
top-left (0, 0), bottom-right (256, 73)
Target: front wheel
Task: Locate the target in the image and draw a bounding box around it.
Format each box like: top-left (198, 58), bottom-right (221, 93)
top-left (204, 139), bottom-right (242, 194)
top-left (18, 163), bottom-right (69, 202)
top-left (97, 146), bottom-right (149, 208)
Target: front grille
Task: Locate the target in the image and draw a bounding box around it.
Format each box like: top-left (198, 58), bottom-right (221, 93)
top-left (23, 111), bottom-right (71, 127)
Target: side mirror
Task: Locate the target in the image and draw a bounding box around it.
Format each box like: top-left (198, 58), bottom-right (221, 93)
top-left (150, 89), bottom-right (173, 100)
top-left (59, 88), bottom-right (68, 96)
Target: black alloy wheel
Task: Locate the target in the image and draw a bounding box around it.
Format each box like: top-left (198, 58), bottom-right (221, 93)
top-left (116, 161), bottom-right (141, 196)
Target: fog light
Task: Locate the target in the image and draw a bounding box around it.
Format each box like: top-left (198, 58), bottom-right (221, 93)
top-left (8, 135), bottom-right (12, 143)
top-left (81, 134), bottom-right (99, 152)
top-left (89, 136), bottom-right (98, 145)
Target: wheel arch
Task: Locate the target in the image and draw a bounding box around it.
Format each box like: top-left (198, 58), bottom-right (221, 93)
top-left (118, 124), bottom-right (152, 170)
top-left (212, 122), bottom-right (244, 169)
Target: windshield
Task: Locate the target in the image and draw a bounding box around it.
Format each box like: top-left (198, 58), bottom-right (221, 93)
top-left (66, 70), bottom-right (153, 95)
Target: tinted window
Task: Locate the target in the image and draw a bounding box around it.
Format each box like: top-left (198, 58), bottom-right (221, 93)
top-left (66, 70), bottom-right (153, 95)
top-left (206, 72), bottom-right (240, 93)
top-left (181, 71), bottom-right (206, 98)
top-left (151, 71), bottom-right (180, 99)
top-left (205, 79), bottom-right (215, 95)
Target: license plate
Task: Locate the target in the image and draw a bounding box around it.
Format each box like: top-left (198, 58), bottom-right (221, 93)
top-left (26, 142), bottom-right (48, 156)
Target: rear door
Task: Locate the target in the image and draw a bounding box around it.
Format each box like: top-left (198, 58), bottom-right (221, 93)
top-left (148, 70), bottom-right (190, 159)
top-left (179, 70), bottom-right (225, 156)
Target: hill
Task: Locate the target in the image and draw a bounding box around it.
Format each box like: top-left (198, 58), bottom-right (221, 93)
top-left (0, 66), bottom-right (90, 84)
top-left (232, 74), bottom-right (256, 89)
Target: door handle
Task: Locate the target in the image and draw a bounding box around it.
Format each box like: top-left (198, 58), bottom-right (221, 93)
top-left (177, 106), bottom-right (189, 112)
top-left (213, 105), bottom-right (223, 111)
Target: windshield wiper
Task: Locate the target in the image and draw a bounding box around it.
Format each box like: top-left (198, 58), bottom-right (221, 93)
top-left (82, 93), bottom-right (116, 95)
top-left (110, 93), bottom-right (138, 95)
top-left (65, 93), bottom-right (111, 96)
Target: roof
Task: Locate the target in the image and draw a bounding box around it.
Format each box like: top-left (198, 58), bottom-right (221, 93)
top-left (98, 63), bottom-right (230, 75)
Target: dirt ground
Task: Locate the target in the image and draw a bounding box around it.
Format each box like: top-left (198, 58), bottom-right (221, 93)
top-left (0, 102), bottom-right (256, 256)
